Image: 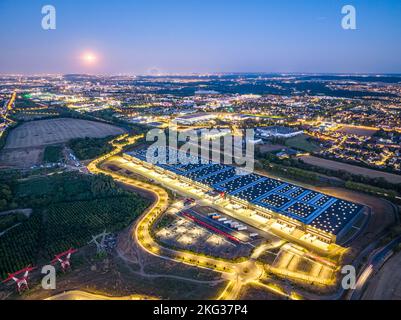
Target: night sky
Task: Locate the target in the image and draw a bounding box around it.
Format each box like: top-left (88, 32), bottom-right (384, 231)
top-left (1, 0), bottom-right (401, 74)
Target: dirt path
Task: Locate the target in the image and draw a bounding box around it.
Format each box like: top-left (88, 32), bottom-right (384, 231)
top-left (0, 208), bottom-right (32, 217)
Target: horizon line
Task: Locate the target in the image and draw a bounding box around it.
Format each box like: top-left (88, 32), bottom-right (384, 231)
top-left (1, 72), bottom-right (401, 77)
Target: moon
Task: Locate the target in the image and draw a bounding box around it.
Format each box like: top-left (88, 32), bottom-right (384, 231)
top-left (81, 52), bottom-right (97, 65)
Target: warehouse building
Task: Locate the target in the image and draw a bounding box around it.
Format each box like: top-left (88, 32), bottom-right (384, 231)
top-left (124, 147), bottom-right (365, 244)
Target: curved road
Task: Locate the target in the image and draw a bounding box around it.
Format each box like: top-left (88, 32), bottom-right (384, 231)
top-left (84, 134), bottom-right (397, 301)
top-left (349, 235), bottom-right (401, 300)
top-left (46, 290), bottom-right (155, 300)
top-left (84, 135), bottom-right (295, 300)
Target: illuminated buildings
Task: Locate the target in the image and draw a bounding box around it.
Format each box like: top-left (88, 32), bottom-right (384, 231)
top-left (175, 112), bottom-right (217, 125)
top-left (123, 147), bottom-right (365, 244)
top-left (256, 126), bottom-right (304, 139)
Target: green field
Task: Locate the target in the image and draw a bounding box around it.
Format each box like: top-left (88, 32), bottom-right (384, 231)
top-left (0, 213), bottom-right (42, 278)
top-left (43, 196), bottom-right (147, 257)
top-left (285, 134), bottom-right (320, 153)
top-left (0, 172), bottom-right (149, 279)
top-left (0, 212), bottom-right (28, 232)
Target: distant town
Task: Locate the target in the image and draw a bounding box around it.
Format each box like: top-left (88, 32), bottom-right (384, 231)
top-left (1, 73), bottom-right (401, 301)
top-left (2, 73), bottom-right (401, 174)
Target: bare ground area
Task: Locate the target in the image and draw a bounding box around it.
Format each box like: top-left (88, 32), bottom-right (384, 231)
top-left (362, 251), bottom-right (401, 300)
top-left (0, 147), bottom-right (43, 168)
top-left (4, 118), bottom-right (125, 149)
top-left (300, 155), bottom-right (401, 184)
top-left (14, 242), bottom-right (226, 300)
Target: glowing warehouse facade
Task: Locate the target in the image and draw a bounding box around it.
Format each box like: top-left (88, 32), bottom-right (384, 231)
top-left (124, 147), bottom-right (365, 244)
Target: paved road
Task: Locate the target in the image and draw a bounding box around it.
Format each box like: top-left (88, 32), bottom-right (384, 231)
top-left (83, 135), bottom-right (344, 300)
top-left (349, 235), bottom-right (401, 300)
top-left (362, 250), bottom-right (401, 299)
top-left (86, 137), bottom-right (251, 299)
top-left (46, 290), bottom-right (155, 300)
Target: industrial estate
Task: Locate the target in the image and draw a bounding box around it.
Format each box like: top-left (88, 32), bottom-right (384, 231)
top-left (1, 72), bottom-right (400, 302)
top-left (124, 147), bottom-right (364, 245)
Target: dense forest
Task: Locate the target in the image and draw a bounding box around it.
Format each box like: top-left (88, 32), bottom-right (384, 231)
top-left (68, 136), bottom-right (115, 160)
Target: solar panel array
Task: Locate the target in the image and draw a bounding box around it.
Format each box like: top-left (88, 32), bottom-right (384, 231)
top-left (127, 147), bottom-right (364, 235)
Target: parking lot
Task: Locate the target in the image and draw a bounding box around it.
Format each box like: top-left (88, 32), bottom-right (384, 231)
top-left (188, 205), bottom-right (280, 244)
top-left (271, 244), bottom-right (336, 284)
top-left (155, 211), bottom-right (256, 260)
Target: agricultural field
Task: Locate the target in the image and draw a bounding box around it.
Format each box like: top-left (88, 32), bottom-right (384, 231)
top-left (3, 118), bottom-right (125, 149)
top-left (0, 118), bottom-right (125, 168)
top-left (42, 196), bottom-right (148, 258)
top-left (257, 143), bottom-right (286, 154)
top-left (0, 147), bottom-right (44, 168)
top-left (0, 213), bottom-right (42, 279)
top-left (0, 172), bottom-right (149, 279)
top-left (285, 134), bottom-right (321, 153)
top-left (0, 212), bottom-right (29, 233)
top-left (300, 155), bottom-right (401, 184)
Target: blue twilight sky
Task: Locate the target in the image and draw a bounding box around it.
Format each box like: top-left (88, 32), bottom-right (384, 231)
top-left (0, 0), bottom-right (401, 74)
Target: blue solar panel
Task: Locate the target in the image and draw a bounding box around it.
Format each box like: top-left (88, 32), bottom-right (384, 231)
top-left (234, 179), bottom-right (283, 202)
top-left (276, 184), bottom-right (298, 195)
top-left (309, 200), bottom-right (364, 235)
top-left (257, 193), bottom-right (292, 209)
top-left (126, 148), bottom-right (364, 235)
top-left (174, 163), bottom-right (210, 174)
top-left (283, 202), bottom-right (317, 222)
top-left (220, 174), bottom-right (263, 193)
top-left (287, 187), bottom-right (305, 198)
top-left (185, 164), bottom-right (228, 180)
top-left (299, 191), bottom-right (320, 203)
top-left (198, 167), bottom-right (238, 186)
